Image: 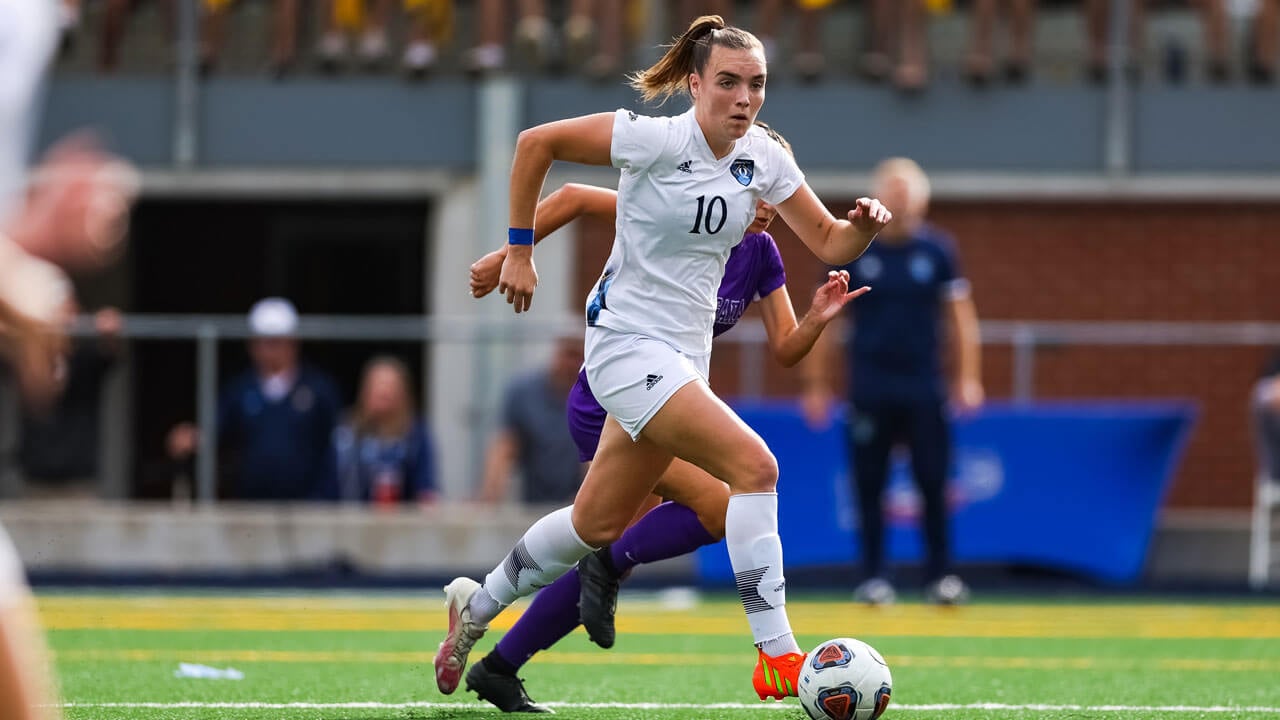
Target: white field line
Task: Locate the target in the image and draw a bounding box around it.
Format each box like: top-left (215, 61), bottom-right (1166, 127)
top-left (58, 701), bottom-right (1280, 713)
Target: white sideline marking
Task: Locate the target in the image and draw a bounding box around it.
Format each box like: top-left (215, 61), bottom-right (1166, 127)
top-left (59, 701), bottom-right (1280, 713)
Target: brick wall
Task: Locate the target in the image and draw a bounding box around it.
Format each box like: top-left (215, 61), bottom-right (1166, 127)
top-left (571, 201), bottom-right (1280, 509)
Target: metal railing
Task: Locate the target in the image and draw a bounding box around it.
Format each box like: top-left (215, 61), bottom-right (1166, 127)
top-left (62, 313), bottom-right (1280, 504)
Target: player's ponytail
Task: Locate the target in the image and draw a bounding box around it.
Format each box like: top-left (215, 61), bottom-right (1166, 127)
top-left (629, 15), bottom-right (762, 105)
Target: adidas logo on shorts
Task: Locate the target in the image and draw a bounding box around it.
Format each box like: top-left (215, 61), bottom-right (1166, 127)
top-left (644, 374), bottom-right (663, 390)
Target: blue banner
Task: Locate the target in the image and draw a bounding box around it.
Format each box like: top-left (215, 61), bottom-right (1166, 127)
top-left (697, 402), bottom-right (1195, 585)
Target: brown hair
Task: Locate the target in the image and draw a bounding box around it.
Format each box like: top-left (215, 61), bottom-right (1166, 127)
top-left (629, 15), bottom-right (764, 105)
top-left (754, 121), bottom-right (792, 157)
top-left (351, 355), bottom-right (416, 439)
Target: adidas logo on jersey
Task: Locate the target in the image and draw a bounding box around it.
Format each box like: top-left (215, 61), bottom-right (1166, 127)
top-left (676, 160), bottom-right (693, 174)
top-left (644, 374), bottom-right (663, 390)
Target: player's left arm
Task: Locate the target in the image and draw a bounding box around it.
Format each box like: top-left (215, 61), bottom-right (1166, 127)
top-left (776, 183), bottom-right (892, 266)
top-left (759, 270), bottom-right (868, 368)
top-left (945, 290), bottom-right (984, 414)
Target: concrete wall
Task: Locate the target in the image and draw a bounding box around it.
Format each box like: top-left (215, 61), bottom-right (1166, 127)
top-left (0, 502), bottom-right (1264, 589)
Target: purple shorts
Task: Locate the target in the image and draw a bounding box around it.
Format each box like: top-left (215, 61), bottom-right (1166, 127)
top-left (566, 369), bottom-right (607, 462)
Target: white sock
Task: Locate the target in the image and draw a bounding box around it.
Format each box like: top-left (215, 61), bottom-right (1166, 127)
top-left (481, 506), bottom-right (596, 607)
top-left (725, 492), bottom-right (796, 649)
top-left (760, 633), bottom-right (802, 657)
top-left (466, 585), bottom-right (502, 624)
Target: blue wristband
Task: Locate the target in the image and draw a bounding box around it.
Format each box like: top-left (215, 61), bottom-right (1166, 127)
top-left (508, 227), bottom-right (534, 246)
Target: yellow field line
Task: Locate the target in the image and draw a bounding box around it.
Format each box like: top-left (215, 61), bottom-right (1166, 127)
top-left (50, 648), bottom-right (1280, 672)
top-left (35, 597), bottom-right (1280, 638)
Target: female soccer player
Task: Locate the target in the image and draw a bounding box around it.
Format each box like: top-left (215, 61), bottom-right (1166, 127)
top-left (434, 14), bottom-right (890, 701)
top-left (462, 169), bottom-right (869, 711)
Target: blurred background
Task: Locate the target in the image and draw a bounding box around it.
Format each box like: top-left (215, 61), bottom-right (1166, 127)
top-left (3, 0), bottom-right (1280, 595)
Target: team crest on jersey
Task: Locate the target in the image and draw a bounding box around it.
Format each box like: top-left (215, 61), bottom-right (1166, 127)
top-left (730, 158), bottom-right (755, 186)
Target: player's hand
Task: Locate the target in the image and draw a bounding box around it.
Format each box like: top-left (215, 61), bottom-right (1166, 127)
top-left (951, 378), bottom-right (985, 416)
top-left (498, 245), bottom-right (538, 314)
top-left (810, 270), bottom-right (869, 324)
top-left (847, 197), bottom-right (892, 237)
top-left (469, 247), bottom-right (507, 298)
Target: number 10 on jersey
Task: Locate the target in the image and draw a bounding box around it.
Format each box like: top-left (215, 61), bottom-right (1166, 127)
top-left (690, 195), bottom-right (727, 235)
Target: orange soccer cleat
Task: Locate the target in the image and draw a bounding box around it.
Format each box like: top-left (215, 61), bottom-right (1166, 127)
top-left (753, 648), bottom-right (806, 701)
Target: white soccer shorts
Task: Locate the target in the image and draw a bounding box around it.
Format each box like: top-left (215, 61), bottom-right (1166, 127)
top-left (583, 327), bottom-right (711, 440)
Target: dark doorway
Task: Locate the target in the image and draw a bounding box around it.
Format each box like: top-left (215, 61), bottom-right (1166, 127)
top-left (128, 198), bottom-right (431, 499)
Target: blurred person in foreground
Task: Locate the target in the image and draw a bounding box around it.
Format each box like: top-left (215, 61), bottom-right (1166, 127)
top-left (326, 356), bottom-right (438, 507)
top-left (802, 157), bottom-right (983, 606)
top-left (1, 0), bottom-right (138, 716)
top-left (17, 306), bottom-right (124, 499)
top-left (167, 298), bottom-right (342, 501)
top-left (475, 335), bottom-right (585, 506)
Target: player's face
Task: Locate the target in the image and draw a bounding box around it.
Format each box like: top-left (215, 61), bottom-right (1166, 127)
top-left (747, 199), bottom-right (778, 233)
top-left (690, 45), bottom-right (767, 151)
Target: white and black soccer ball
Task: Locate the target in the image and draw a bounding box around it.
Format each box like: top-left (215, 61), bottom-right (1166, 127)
top-left (797, 637), bottom-right (892, 720)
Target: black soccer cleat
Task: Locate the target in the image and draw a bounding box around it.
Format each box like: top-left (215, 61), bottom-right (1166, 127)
top-left (577, 548), bottom-right (620, 649)
top-left (465, 660), bottom-right (553, 713)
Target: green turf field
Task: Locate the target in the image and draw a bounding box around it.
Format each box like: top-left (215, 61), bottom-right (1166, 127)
top-left (42, 592), bottom-right (1280, 720)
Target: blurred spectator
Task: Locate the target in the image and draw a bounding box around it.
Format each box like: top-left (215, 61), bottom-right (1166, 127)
top-left (861, 0), bottom-right (931, 90)
top-left (752, 0), bottom-right (788, 71)
top-left (965, 0), bottom-right (1035, 84)
top-left (465, 0), bottom-right (557, 74)
top-left (565, 0), bottom-right (626, 80)
top-left (402, 0), bottom-right (454, 76)
top-left (476, 336), bottom-right (585, 505)
top-left (166, 298), bottom-right (341, 500)
top-left (669, 0), bottom-right (733, 34)
top-left (99, 0), bottom-right (174, 73)
top-left (1252, 350), bottom-right (1280, 484)
top-left (802, 157), bottom-right (983, 606)
top-left (200, 0), bottom-right (301, 75)
top-left (783, 0), bottom-right (830, 81)
top-left (327, 356), bottom-right (438, 507)
top-left (1249, 0), bottom-right (1277, 82)
top-left (16, 307), bottom-right (123, 499)
top-left (316, 0), bottom-right (393, 71)
top-left (58, 0), bottom-right (82, 55)
top-left (1084, 0), bottom-right (1228, 83)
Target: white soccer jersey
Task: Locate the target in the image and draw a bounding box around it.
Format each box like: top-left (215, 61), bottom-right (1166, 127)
top-left (586, 108), bottom-right (805, 356)
top-left (0, 0), bottom-right (58, 226)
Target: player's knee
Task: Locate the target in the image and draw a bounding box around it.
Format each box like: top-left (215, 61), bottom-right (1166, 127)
top-left (731, 447), bottom-right (778, 494)
top-left (572, 508), bottom-right (628, 548)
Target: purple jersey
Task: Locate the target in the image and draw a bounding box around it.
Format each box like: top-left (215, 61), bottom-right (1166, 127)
top-left (567, 232), bottom-right (787, 461)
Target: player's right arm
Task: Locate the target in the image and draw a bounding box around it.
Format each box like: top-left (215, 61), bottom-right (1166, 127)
top-left (500, 113), bottom-right (616, 314)
top-left (470, 183), bottom-right (618, 299)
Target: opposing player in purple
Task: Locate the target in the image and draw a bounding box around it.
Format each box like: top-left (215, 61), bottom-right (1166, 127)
top-left (462, 127), bottom-right (869, 713)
